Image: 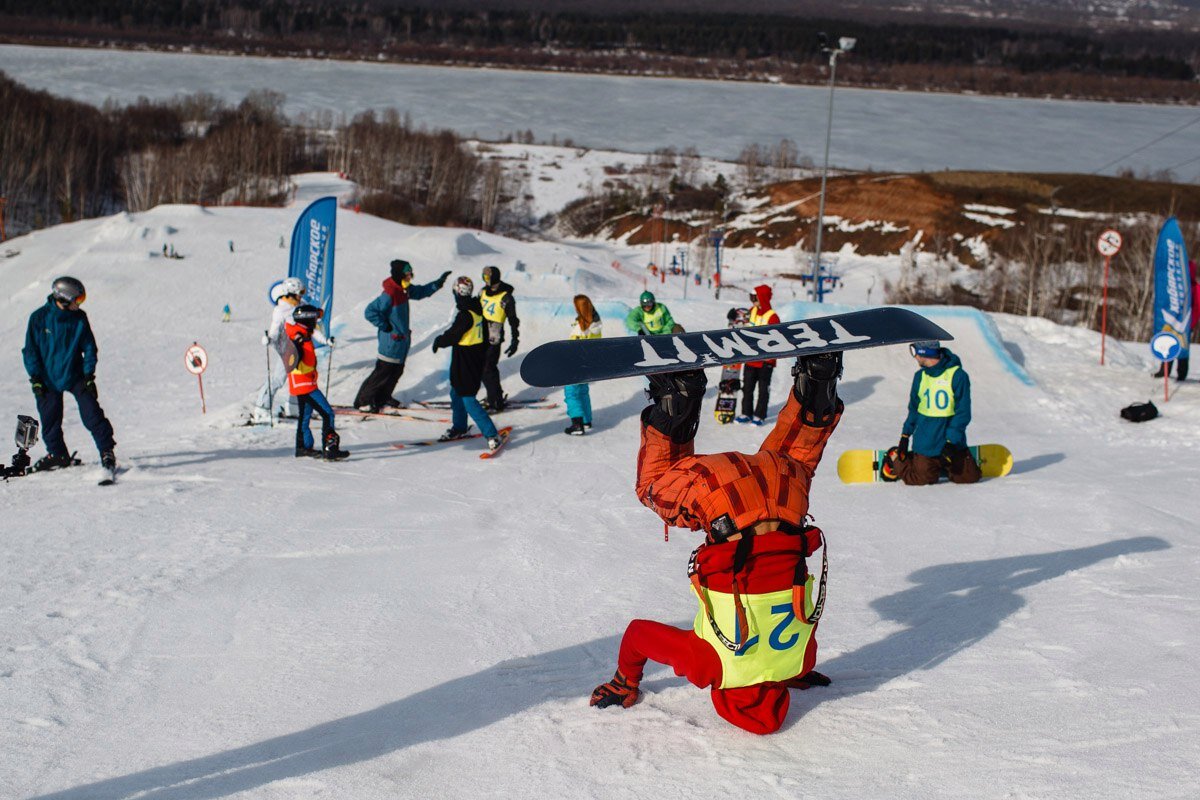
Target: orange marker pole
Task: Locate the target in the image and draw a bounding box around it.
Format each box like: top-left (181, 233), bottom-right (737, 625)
top-left (1100, 254), bottom-right (1111, 365)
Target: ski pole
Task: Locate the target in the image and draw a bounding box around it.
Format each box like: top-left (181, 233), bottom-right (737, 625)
top-left (264, 330), bottom-right (274, 428)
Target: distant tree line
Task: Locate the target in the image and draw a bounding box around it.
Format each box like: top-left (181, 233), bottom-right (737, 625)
top-left (0, 72), bottom-right (525, 236)
top-left (1, 1), bottom-right (1197, 102)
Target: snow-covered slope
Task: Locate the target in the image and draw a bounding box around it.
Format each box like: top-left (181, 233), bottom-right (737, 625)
top-left (1, 198), bottom-right (1197, 800)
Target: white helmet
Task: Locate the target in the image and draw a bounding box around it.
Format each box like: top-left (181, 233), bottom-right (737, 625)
top-left (281, 277), bottom-right (306, 298)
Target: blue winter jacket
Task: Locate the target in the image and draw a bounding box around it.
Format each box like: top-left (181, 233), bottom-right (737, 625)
top-left (901, 348), bottom-right (972, 457)
top-left (23, 298), bottom-right (99, 392)
top-left (364, 276), bottom-right (444, 363)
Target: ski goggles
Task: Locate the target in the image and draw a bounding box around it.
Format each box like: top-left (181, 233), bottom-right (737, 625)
top-left (909, 341), bottom-right (940, 358)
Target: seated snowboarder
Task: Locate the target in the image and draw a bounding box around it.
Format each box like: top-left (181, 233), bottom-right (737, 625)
top-left (590, 351), bottom-right (843, 735)
top-left (884, 341), bottom-right (980, 485)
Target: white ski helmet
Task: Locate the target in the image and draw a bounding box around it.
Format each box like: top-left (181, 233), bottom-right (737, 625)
top-left (281, 277), bottom-right (306, 298)
top-left (453, 276), bottom-right (474, 297)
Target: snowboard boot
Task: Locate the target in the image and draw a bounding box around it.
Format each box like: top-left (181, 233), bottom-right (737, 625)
top-left (590, 670), bottom-right (640, 709)
top-left (783, 670), bottom-right (831, 690)
top-left (100, 449), bottom-right (117, 471)
top-left (793, 351), bottom-right (843, 427)
top-left (438, 426), bottom-right (472, 442)
top-left (644, 368), bottom-right (707, 444)
top-left (322, 431), bottom-right (350, 461)
top-left (33, 452), bottom-right (77, 472)
top-left (487, 435), bottom-right (503, 452)
top-left (564, 417), bottom-right (586, 436)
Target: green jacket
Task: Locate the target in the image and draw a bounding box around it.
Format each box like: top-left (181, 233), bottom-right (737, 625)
top-left (625, 303), bottom-right (675, 335)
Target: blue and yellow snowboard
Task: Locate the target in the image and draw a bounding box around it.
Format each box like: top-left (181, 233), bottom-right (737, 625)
top-left (836, 444), bottom-right (1013, 484)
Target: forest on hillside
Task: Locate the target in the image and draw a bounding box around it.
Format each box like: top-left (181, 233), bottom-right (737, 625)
top-left (1, 1), bottom-right (1197, 102)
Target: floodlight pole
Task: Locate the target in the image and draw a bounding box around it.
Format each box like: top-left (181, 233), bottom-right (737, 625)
top-left (811, 37), bottom-right (853, 303)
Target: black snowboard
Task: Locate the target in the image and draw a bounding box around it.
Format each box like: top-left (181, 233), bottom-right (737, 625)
top-left (519, 307), bottom-right (951, 388)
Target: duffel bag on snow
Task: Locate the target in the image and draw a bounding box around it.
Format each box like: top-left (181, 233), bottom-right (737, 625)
top-left (1120, 401), bottom-right (1158, 422)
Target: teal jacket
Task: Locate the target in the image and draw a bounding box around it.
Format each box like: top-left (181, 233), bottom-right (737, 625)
top-left (23, 298), bottom-right (99, 391)
top-left (902, 348), bottom-right (972, 457)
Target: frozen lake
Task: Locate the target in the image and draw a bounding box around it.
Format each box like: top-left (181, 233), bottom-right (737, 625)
top-left (1, 43), bottom-right (1197, 177)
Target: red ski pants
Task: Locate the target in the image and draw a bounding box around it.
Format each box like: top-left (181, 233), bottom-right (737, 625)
top-left (617, 619), bottom-right (792, 735)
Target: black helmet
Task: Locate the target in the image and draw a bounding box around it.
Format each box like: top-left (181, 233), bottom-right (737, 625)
top-left (390, 259), bottom-right (413, 282)
top-left (482, 265), bottom-right (500, 287)
top-left (51, 276), bottom-right (86, 305)
top-left (293, 304), bottom-right (323, 330)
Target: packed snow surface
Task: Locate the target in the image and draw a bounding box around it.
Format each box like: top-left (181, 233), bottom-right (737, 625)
top-left (1, 43), bottom-right (1198, 177)
top-left (1, 196), bottom-right (1198, 799)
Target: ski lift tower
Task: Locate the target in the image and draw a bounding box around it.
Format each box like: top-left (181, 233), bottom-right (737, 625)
top-left (810, 33), bottom-right (855, 303)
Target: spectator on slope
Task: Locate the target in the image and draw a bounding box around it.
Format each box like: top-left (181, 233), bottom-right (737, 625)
top-left (432, 277), bottom-right (503, 453)
top-left (256, 277), bottom-right (306, 421)
top-left (479, 265), bottom-right (521, 412)
top-left (883, 341), bottom-right (981, 486)
top-left (22, 277), bottom-right (117, 473)
top-left (353, 259), bottom-right (450, 412)
top-left (736, 285), bottom-right (781, 426)
top-left (287, 304), bottom-right (349, 461)
top-left (590, 352), bottom-right (843, 734)
top-left (1151, 258), bottom-right (1197, 382)
top-left (564, 294), bottom-right (602, 436)
top-left (624, 291), bottom-right (675, 336)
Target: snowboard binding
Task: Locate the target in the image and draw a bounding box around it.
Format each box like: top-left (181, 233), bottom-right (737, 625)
top-left (2, 415), bottom-right (40, 480)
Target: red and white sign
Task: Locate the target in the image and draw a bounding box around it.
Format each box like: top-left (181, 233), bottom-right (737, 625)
top-left (1097, 229), bottom-right (1123, 257)
top-left (184, 343), bottom-right (208, 375)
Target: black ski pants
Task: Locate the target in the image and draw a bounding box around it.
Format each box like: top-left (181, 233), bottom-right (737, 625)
top-left (36, 380), bottom-right (116, 458)
top-left (740, 364), bottom-right (773, 419)
top-left (353, 359), bottom-right (405, 409)
top-left (481, 342), bottom-right (505, 408)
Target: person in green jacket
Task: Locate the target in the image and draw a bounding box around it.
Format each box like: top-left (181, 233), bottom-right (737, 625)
top-left (625, 291), bottom-right (676, 335)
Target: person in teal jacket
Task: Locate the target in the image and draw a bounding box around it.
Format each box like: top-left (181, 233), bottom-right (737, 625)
top-left (885, 341), bottom-right (980, 485)
top-left (352, 259), bottom-right (450, 411)
top-left (22, 277), bottom-right (116, 472)
top-left (625, 291), bottom-right (675, 335)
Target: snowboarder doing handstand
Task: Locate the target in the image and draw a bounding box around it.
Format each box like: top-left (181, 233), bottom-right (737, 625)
top-left (590, 350), bottom-right (844, 734)
top-left (288, 304), bottom-right (349, 461)
top-left (22, 277), bottom-right (117, 473)
top-left (884, 341), bottom-right (980, 485)
top-left (432, 277), bottom-right (503, 453)
top-left (479, 265), bottom-right (520, 412)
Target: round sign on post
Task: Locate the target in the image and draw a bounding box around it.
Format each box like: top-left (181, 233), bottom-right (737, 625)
top-left (1097, 229), bottom-right (1122, 257)
top-left (184, 343), bottom-right (208, 413)
top-left (1150, 332), bottom-right (1183, 363)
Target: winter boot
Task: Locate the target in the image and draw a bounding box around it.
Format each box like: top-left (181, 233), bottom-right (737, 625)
top-left (100, 449), bottom-right (117, 471)
top-left (590, 670), bottom-right (640, 709)
top-left (295, 446), bottom-right (322, 458)
top-left (564, 417), bottom-right (586, 436)
top-left (33, 452), bottom-right (77, 472)
top-left (322, 431), bottom-right (350, 461)
top-left (438, 426), bottom-right (472, 442)
top-left (792, 351), bottom-right (843, 427)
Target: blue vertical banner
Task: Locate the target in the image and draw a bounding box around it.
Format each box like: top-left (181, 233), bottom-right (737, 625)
top-left (1150, 217), bottom-right (1192, 362)
top-left (288, 197), bottom-right (337, 342)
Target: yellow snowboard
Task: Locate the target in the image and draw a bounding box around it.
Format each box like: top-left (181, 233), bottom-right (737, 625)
top-left (837, 444), bottom-right (1013, 484)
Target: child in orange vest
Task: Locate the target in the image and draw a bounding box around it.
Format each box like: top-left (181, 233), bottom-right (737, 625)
top-left (590, 351), bottom-right (843, 734)
top-left (286, 304), bottom-right (349, 460)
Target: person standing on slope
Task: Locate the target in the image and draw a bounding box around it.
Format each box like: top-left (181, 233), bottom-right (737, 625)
top-left (736, 285), bottom-right (781, 426)
top-left (564, 294), bottom-right (602, 436)
top-left (884, 341), bottom-right (980, 485)
top-left (257, 277), bottom-right (306, 421)
top-left (287, 304), bottom-right (349, 460)
top-left (353, 259), bottom-right (450, 412)
top-left (589, 352), bottom-right (844, 734)
top-left (23, 277), bottom-right (117, 473)
top-left (479, 265), bottom-right (521, 412)
top-left (625, 291), bottom-right (675, 336)
top-left (432, 277), bottom-right (503, 453)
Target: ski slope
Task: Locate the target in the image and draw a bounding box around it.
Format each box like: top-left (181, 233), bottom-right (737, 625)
top-left (1, 194), bottom-right (1198, 800)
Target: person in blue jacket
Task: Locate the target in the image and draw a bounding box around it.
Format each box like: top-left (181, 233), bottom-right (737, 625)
top-left (884, 341), bottom-right (981, 485)
top-left (352, 259), bottom-right (450, 412)
top-left (22, 277), bottom-right (117, 472)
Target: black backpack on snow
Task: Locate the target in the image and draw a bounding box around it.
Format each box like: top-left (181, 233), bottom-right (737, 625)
top-left (1120, 401), bottom-right (1158, 423)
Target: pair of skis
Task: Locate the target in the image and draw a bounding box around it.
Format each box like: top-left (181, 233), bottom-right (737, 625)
top-left (391, 426), bottom-right (513, 459)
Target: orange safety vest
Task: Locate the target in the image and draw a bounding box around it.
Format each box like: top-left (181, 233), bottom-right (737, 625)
top-left (285, 322), bottom-right (319, 395)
